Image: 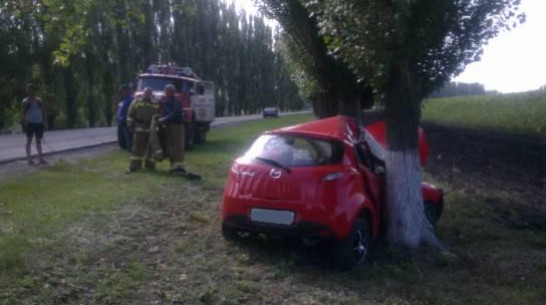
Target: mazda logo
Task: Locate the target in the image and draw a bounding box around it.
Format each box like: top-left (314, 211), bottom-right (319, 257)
top-left (269, 168), bottom-right (282, 179)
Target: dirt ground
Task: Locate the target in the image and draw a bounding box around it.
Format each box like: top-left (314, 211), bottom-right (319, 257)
top-left (423, 122), bottom-right (546, 228)
top-left (424, 123), bottom-right (545, 201)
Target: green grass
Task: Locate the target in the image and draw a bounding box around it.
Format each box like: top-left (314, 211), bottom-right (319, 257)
top-left (0, 114), bottom-right (313, 304)
top-left (422, 90), bottom-right (546, 135)
top-left (1, 113), bottom-right (545, 305)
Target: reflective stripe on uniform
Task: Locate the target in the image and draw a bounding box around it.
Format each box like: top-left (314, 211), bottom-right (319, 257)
top-left (134, 102), bottom-right (159, 109)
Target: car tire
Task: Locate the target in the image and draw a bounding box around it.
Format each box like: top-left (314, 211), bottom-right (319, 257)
top-left (334, 218), bottom-right (371, 270)
top-left (424, 201), bottom-right (442, 226)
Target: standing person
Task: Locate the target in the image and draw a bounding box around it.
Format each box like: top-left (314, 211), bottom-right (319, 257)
top-left (116, 84), bottom-right (134, 151)
top-left (158, 84), bottom-right (186, 173)
top-left (21, 83), bottom-right (47, 165)
top-left (126, 87), bottom-right (162, 172)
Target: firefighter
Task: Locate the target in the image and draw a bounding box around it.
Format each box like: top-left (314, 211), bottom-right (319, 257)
top-left (158, 84), bottom-right (186, 173)
top-left (127, 87), bottom-right (162, 172)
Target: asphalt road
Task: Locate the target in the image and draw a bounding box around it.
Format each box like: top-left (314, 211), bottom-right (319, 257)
top-left (0, 113), bottom-right (306, 164)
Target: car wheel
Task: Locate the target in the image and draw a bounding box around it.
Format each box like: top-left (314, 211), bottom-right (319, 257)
top-left (334, 218), bottom-right (371, 270)
top-left (424, 201), bottom-right (441, 226)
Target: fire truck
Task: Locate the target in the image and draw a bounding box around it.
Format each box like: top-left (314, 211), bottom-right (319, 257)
top-left (118, 64), bottom-right (215, 149)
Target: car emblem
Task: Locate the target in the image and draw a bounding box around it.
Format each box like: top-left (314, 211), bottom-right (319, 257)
top-left (240, 171), bottom-right (254, 177)
top-left (269, 168), bottom-right (282, 179)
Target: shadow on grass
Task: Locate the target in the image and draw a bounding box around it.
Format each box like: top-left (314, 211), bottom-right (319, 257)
top-left (226, 233), bottom-right (423, 283)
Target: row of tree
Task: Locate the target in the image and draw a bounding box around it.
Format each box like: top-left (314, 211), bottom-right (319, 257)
top-left (0, 0), bottom-right (302, 131)
top-left (428, 82), bottom-right (487, 98)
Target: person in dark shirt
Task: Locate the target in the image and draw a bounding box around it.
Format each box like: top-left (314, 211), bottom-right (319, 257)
top-left (116, 84), bottom-right (134, 151)
top-left (158, 84), bottom-right (186, 172)
top-left (21, 83), bottom-right (47, 165)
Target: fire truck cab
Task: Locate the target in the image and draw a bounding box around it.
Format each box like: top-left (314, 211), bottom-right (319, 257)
top-left (135, 64), bottom-right (215, 147)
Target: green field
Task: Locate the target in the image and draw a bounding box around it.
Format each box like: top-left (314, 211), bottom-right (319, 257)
top-left (422, 90), bottom-right (546, 136)
top-left (1, 114), bottom-right (545, 305)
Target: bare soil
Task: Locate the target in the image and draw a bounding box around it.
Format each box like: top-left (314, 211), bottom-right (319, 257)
top-left (423, 122), bottom-right (546, 226)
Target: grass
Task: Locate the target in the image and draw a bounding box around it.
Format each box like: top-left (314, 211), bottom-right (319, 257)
top-left (1, 113), bottom-right (545, 305)
top-left (422, 90), bottom-right (546, 136)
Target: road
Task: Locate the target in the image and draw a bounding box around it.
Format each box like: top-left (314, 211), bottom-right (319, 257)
top-left (0, 113), bottom-right (304, 164)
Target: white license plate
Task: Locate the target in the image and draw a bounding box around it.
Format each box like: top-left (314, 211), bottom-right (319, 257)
top-left (250, 209), bottom-right (294, 225)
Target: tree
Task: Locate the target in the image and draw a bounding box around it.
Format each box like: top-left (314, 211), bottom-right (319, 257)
top-left (0, 0), bottom-right (302, 132)
top-left (258, 0), bottom-right (373, 118)
top-left (428, 82), bottom-right (487, 98)
top-left (307, 0), bottom-right (524, 248)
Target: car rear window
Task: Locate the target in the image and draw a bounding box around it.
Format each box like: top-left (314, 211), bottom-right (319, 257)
top-left (243, 134), bottom-right (344, 167)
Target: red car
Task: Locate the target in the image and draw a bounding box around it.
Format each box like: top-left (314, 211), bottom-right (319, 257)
top-left (221, 115), bottom-right (443, 269)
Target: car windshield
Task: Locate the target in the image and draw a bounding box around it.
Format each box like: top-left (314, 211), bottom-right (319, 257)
top-left (243, 134), bottom-right (344, 168)
top-left (138, 76), bottom-right (194, 93)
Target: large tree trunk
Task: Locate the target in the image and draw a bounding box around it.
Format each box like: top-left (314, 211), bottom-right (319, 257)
top-left (85, 51), bottom-right (96, 128)
top-left (63, 66), bottom-right (78, 129)
top-left (312, 86), bottom-right (339, 118)
top-left (384, 59), bottom-right (443, 249)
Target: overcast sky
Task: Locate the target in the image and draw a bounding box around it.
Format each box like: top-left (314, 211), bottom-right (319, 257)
top-left (231, 0), bottom-right (545, 93)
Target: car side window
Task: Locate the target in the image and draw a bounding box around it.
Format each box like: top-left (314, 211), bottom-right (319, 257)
top-left (292, 138), bottom-right (318, 166)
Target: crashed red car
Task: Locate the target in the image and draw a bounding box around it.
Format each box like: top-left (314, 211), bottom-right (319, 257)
top-left (221, 115), bottom-right (443, 269)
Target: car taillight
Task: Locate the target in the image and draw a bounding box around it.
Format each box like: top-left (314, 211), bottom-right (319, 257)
top-left (322, 172), bottom-right (345, 182)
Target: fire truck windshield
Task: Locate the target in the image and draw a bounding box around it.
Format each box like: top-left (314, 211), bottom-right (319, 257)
top-left (137, 76), bottom-right (195, 93)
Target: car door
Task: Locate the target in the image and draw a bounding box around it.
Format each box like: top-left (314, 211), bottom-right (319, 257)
top-left (354, 143), bottom-right (384, 212)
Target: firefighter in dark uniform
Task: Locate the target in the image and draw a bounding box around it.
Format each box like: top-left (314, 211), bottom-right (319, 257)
top-left (127, 87), bottom-right (162, 172)
top-left (158, 84), bottom-right (186, 173)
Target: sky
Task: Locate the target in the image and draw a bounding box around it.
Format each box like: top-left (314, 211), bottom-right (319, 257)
top-left (454, 0), bottom-right (546, 93)
top-left (231, 0), bottom-right (546, 93)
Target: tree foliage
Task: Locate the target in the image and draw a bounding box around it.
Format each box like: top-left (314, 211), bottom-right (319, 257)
top-left (308, 0), bottom-right (525, 96)
top-left (0, 0), bottom-right (302, 131)
top-left (429, 82), bottom-right (487, 98)
top-left (257, 0), bottom-right (373, 118)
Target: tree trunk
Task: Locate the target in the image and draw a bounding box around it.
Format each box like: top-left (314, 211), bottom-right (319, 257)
top-left (85, 51), bottom-right (96, 128)
top-left (312, 86), bottom-right (339, 118)
top-left (384, 59), bottom-right (443, 249)
top-left (63, 66), bottom-right (77, 129)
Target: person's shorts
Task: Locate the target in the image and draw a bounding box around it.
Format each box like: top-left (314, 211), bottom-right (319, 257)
top-left (25, 123), bottom-right (45, 139)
